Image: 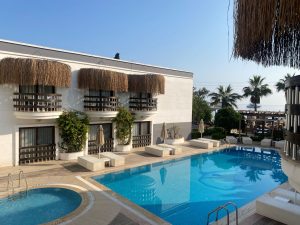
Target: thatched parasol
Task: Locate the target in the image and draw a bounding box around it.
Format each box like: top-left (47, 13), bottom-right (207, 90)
top-left (0, 57), bottom-right (71, 87)
top-left (128, 74), bottom-right (165, 94)
top-left (78, 68), bottom-right (128, 92)
top-left (96, 125), bottom-right (105, 158)
top-left (160, 122), bottom-right (168, 143)
top-left (233, 0), bottom-right (300, 68)
top-left (198, 119), bottom-right (205, 138)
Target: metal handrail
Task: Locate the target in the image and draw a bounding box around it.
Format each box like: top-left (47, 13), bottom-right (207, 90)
top-left (19, 170), bottom-right (28, 194)
top-left (215, 206), bottom-right (230, 224)
top-left (7, 173), bottom-right (15, 195)
top-left (206, 201), bottom-right (238, 225)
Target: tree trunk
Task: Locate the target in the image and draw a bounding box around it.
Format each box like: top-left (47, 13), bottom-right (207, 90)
top-left (254, 102), bottom-right (257, 111)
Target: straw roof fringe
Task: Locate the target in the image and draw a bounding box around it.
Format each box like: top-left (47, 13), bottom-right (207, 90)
top-left (0, 58), bottom-right (71, 87)
top-left (128, 74), bottom-right (165, 94)
top-left (234, 0), bottom-right (300, 68)
top-left (78, 68), bottom-right (128, 92)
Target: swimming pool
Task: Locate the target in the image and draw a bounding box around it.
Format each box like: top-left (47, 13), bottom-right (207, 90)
top-left (0, 187), bottom-right (82, 225)
top-left (94, 146), bottom-right (287, 225)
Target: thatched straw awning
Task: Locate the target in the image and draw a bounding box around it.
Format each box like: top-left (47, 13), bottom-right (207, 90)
top-left (78, 68), bottom-right (128, 92)
top-left (234, 0), bottom-right (300, 68)
top-left (0, 58), bottom-right (71, 87)
top-left (128, 74), bottom-right (165, 94)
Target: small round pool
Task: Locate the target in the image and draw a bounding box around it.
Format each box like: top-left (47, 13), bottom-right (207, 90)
top-left (0, 187), bottom-right (82, 225)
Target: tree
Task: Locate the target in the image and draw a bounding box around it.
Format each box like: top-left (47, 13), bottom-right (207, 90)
top-left (192, 87), bottom-right (212, 123)
top-left (275, 73), bottom-right (294, 92)
top-left (209, 85), bottom-right (242, 108)
top-left (214, 107), bottom-right (241, 133)
top-left (57, 111), bottom-right (89, 152)
top-left (193, 87), bottom-right (210, 99)
top-left (112, 107), bottom-right (134, 145)
top-left (243, 75), bottom-right (272, 111)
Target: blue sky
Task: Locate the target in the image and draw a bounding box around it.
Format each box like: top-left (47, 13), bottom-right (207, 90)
top-left (0, 0), bottom-right (299, 111)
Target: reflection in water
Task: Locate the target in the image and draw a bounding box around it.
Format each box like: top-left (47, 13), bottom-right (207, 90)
top-left (159, 167), bottom-right (167, 185)
top-left (94, 147), bottom-right (287, 225)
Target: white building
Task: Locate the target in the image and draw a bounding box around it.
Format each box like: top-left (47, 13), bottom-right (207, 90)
top-left (0, 39), bottom-right (193, 167)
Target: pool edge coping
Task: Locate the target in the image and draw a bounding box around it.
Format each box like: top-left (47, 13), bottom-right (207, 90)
top-left (82, 145), bottom-right (285, 225)
top-left (0, 184), bottom-right (92, 225)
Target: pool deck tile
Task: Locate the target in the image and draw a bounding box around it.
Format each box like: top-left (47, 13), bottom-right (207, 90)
top-left (0, 143), bottom-right (285, 225)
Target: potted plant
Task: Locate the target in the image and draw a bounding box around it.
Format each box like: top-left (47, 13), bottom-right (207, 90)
top-left (165, 124), bottom-right (185, 144)
top-left (57, 110), bottom-right (89, 160)
top-left (112, 107), bottom-right (134, 152)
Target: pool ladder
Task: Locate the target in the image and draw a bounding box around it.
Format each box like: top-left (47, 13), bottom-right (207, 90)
top-left (206, 202), bottom-right (238, 225)
top-left (7, 170), bottom-right (28, 196)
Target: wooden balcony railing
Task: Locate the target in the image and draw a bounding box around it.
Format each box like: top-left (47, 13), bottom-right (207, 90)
top-left (19, 144), bottom-right (56, 164)
top-left (84, 96), bottom-right (119, 111)
top-left (132, 134), bottom-right (151, 148)
top-left (88, 138), bottom-right (114, 154)
top-left (129, 98), bottom-right (157, 111)
top-left (13, 93), bottom-right (62, 112)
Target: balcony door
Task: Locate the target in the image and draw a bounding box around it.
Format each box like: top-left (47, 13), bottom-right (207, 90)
top-left (130, 92), bottom-right (151, 99)
top-left (132, 121), bottom-right (151, 148)
top-left (19, 85), bottom-right (55, 94)
top-left (89, 89), bottom-right (114, 97)
top-left (88, 123), bottom-right (114, 154)
top-left (85, 90), bottom-right (118, 112)
top-left (19, 126), bottom-right (56, 164)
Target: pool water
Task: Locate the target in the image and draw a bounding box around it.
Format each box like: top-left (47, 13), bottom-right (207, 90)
top-left (94, 146), bottom-right (287, 225)
top-left (0, 187), bottom-right (82, 225)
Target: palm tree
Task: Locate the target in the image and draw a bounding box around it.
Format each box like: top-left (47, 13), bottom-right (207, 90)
top-left (209, 85), bottom-right (242, 108)
top-left (243, 75), bottom-right (272, 111)
top-left (275, 73), bottom-right (294, 92)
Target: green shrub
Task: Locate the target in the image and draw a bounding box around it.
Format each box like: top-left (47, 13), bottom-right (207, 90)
top-left (203, 127), bottom-right (226, 136)
top-left (57, 111), bottom-right (89, 153)
top-left (211, 132), bottom-right (226, 140)
top-left (112, 107), bottom-right (134, 145)
top-left (251, 135), bottom-right (265, 142)
top-left (192, 127), bottom-right (226, 140)
top-left (191, 130), bottom-right (201, 139)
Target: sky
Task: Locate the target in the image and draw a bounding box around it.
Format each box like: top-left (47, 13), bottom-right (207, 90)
top-left (0, 0), bottom-right (299, 111)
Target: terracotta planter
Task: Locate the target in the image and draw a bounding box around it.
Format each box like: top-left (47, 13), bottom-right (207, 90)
top-left (59, 151), bottom-right (84, 160)
top-left (165, 137), bottom-right (185, 145)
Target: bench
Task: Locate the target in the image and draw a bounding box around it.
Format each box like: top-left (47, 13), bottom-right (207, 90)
top-left (145, 145), bottom-right (172, 157)
top-left (78, 155), bottom-right (108, 171)
top-left (198, 138), bottom-right (220, 147)
top-left (158, 144), bottom-right (182, 155)
top-left (242, 137), bottom-right (253, 145)
top-left (100, 152), bottom-right (125, 167)
top-left (189, 139), bottom-right (213, 149)
top-left (261, 138), bottom-right (272, 147)
top-left (256, 188), bottom-right (300, 225)
top-left (226, 136), bottom-right (237, 144)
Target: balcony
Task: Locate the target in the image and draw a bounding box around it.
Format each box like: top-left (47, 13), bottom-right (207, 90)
top-left (13, 93), bottom-right (62, 119)
top-left (129, 97), bottom-right (157, 117)
top-left (84, 96), bottom-right (119, 118)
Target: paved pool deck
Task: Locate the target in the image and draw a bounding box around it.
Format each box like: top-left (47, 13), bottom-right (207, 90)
top-left (0, 143), bottom-right (285, 225)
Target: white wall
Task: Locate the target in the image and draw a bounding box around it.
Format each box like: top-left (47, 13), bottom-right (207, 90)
top-left (0, 51), bottom-right (193, 166)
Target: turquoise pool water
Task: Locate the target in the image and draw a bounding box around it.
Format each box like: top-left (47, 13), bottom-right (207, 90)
top-left (0, 187), bottom-right (82, 225)
top-left (94, 146), bottom-right (287, 225)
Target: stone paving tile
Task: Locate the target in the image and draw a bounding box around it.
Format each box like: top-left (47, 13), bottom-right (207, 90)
top-left (0, 143), bottom-right (285, 225)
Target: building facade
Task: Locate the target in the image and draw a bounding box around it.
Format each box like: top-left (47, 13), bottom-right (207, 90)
top-left (0, 40), bottom-right (193, 167)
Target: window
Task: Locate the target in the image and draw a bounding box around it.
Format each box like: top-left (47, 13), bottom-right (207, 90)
top-left (89, 89), bottom-right (114, 97)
